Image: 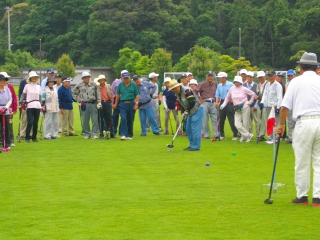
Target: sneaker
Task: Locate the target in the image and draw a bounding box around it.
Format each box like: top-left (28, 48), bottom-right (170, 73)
top-left (246, 134), bottom-right (254, 142)
top-left (141, 134), bottom-right (147, 136)
top-left (164, 130), bottom-right (169, 135)
top-left (146, 128), bottom-right (150, 132)
top-left (32, 139), bottom-right (39, 142)
top-left (312, 198), bottom-right (320, 207)
top-left (292, 196), bottom-right (309, 205)
top-left (126, 137), bottom-right (132, 140)
top-left (239, 137), bottom-right (246, 142)
top-left (120, 136), bottom-right (126, 140)
top-left (184, 146), bottom-right (191, 150)
top-left (51, 136), bottom-right (57, 139)
top-left (187, 148), bottom-right (199, 151)
top-left (220, 136), bottom-right (226, 141)
top-left (178, 130), bottom-right (182, 135)
top-left (92, 136), bottom-right (98, 140)
top-left (84, 136), bottom-right (90, 139)
top-left (62, 134), bottom-right (67, 137)
top-left (159, 128), bottom-right (163, 132)
top-left (69, 133), bottom-right (78, 136)
top-left (25, 139), bottom-right (30, 143)
top-left (201, 134), bottom-right (204, 138)
top-left (232, 137), bottom-right (238, 141)
top-left (153, 132), bottom-right (160, 135)
top-left (10, 143), bottom-right (15, 147)
top-left (44, 137), bottom-right (52, 140)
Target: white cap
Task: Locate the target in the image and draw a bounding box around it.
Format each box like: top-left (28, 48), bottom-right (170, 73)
top-left (216, 72), bottom-right (228, 78)
top-left (247, 71), bottom-right (254, 77)
top-left (189, 79), bottom-right (198, 85)
top-left (82, 71), bottom-right (91, 78)
top-left (121, 70), bottom-right (128, 74)
top-left (239, 69), bottom-right (247, 75)
top-left (0, 72), bottom-right (11, 78)
top-left (164, 77), bottom-right (171, 83)
top-left (149, 72), bottom-right (159, 79)
top-left (233, 76), bottom-right (243, 84)
top-left (186, 72), bottom-right (193, 76)
top-left (257, 71), bottom-right (266, 78)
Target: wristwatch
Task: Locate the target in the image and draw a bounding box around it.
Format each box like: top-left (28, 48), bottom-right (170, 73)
top-left (135, 102), bottom-right (139, 104)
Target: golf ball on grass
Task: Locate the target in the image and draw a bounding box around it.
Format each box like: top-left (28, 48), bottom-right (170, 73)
top-left (206, 163), bottom-right (210, 166)
top-left (232, 152), bottom-right (236, 156)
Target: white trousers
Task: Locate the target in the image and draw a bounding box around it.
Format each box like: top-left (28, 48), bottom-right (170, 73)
top-left (234, 107), bottom-right (251, 139)
top-left (287, 110), bottom-right (296, 141)
top-left (44, 112), bottom-right (59, 138)
top-left (293, 118), bottom-right (320, 199)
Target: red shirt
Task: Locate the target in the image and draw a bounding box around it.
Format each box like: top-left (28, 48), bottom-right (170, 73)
top-left (7, 84), bottom-right (17, 113)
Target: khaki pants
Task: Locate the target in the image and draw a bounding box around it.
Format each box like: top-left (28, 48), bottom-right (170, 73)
top-left (62, 109), bottom-right (75, 135)
top-left (164, 109), bottom-right (180, 132)
top-left (20, 109), bottom-right (32, 138)
top-left (58, 112), bottom-right (62, 132)
top-left (234, 107), bottom-right (251, 139)
top-left (249, 107), bottom-right (259, 136)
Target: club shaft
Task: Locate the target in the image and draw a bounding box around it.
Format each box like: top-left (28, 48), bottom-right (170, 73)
top-left (268, 136), bottom-right (281, 199)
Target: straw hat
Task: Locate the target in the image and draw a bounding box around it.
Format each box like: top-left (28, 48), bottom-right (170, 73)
top-left (27, 71), bottom-right (40, 83)
top-left (168, 79), bottom-right (182, 91)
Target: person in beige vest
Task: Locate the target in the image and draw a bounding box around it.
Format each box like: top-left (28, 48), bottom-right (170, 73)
top-left (42, 78), bottom-right (60, 140)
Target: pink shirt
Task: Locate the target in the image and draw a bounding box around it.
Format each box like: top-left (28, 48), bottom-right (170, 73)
top-left (23, 83), bottom-right (41, 109)
top-left (221, 85), bottom-right (255, 109)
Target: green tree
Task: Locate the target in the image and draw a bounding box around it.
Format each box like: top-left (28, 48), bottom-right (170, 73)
top-left (113, 48), bottom-right (133, 75)
top-left (56, 54), bottom-right (76, 78)
top-left (197, 37), bottom-right (224, 54)
top-left (150, 48), bottom-right (172, 79)
top-left (188, 46), bottom-right (214, 79)
top-left (0, 63), bottom-right (21, 77)
top-left (173, 53), bottom-right (192, 72)
top-left (125, 51), bottom-right (142, 75)
top-left (135, 56), bottom-right (151, 76)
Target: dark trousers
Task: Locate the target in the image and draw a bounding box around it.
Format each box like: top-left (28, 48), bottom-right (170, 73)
top-left (100, 101), bottom-right (112, 132)
top-left (119, 102), bottom-right (135, 138)
top-left (0, 114), bottom-right (11, 148)
top-left (219, 102), bottom-right (238, 137)
top-left (112, 105), bottom-right (120, 136)
top-left (26, 108), bottom-right (40, 140)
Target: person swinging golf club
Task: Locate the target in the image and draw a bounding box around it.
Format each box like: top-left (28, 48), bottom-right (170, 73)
top-left (277, 52), bottom-right (320, 207)
top-left (168, 79), bottom-right (204, 151)
top-left (220, 76), bottom-right (256, 142)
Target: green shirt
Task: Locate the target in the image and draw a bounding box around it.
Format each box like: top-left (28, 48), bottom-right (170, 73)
top-left (117, 81), bottom-right (140, 101)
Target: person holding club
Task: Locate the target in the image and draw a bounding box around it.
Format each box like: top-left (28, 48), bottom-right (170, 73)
top-left (277, 52), bottom-right (320, 207)
top-left (20, 71), bottom-right (42, 143)
top-left (162, 77), bottom-right (180, 136)
top-left (168, 79), bottom-right (204, 151)
top-left (132, 75), bottom-right (160, 136)
top-left (220, 76), bottom-right (256, 142)
top-left (0, 74), bottom-right (12, 150)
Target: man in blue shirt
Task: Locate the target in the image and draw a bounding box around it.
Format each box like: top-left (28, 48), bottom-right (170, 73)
top-left (133, 75), bottom-right (160, 136)
top-left (58, 77), bottom-right (78, 137)
top-left (215, 72), bottom-right (238, 140)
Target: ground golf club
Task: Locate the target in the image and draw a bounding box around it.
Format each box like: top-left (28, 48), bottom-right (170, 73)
top-left (166, 112), bottom-right (186, 148)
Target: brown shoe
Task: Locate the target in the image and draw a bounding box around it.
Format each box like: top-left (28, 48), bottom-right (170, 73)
top-left (62, 134), bottom-right (67, 137)
top-left (69, 133), bottom-right (78, 136)
top-left (182, 133), bottom-right (187, 137)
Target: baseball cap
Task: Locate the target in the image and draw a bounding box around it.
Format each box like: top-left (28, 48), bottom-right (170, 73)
top-left (149, 72), bottom-right (159, 79)
top-left (206, 71), bottom-right (214, 76)
top-left (122, 71), bottom-right (130, 78)
top-left (276, 72), bottom-right (285, 77)
top-left (257, 71), bottom-right (266, 78)
top-left (47, 68), bottom-right (54, 74)
top-left (246, 72), bottom-right (254, 77)
top-left (121, 70), bottom-right (128, 74)
top-left (216, 72), bottom-right (228, 78)
top-left (82, 71), bottom-right (91, 78)
top-left (181, 73), bottom-right (187, 78)
top-left (189, 79), bottom-right (198, 85)
top-left (233, 76), bottom-right (242, 84)
top-left (132, 75), bottom-right (140, 80)
top-left (55, 74), bottom-right (61, 78)
top-left (186, 72), bottom-right (193, 76)
top-left (62, 77), bottom-right (72, 82)
top-left (287, 69), bottom-right (296, 76)
top-left (239, 69), bottom-right (247, 75)
top-left (267, 70), bottom-right (276, 76)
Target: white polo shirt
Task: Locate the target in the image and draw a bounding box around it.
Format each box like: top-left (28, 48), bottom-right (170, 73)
top-left (261, 80), bottom-right (283, 108)
top-left (281, 71), bottom-right (320, 119)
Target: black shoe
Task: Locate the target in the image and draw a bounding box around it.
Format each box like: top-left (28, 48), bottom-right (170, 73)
top-left (187, 148), bottom-right (199, 151)
top-left (259, 136), bottom-right (266, 141)
top-left (51, 136), bottom-right (57, 139)
top-left (153, 132), bottom-right (160, 135)
top-left (141, 134), bottom-right (147, 136)
top-left (25, 139), bottom-right (30, 143)
top-left (184, 147), bottom-right (191, 150)
top-left (312, 198), bottom-right (320, 207)
top-left (32, 139), bottom-right (39, 142)
top-left (292, 196), bottom-right (309, 205)
top-left (286, 141), bottom-right (292, 144)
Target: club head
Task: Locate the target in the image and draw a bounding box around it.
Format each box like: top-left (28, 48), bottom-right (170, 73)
top-left (264, 199), bottom-right (274, 204)
top-left (166, 144), bottom-right (174, 148)
top-left (40, 137), bottom-right (42, 140)
top-left (18, 140), bottom-right (21, 143)
top-left (1, 147), bottom-right (9, 152)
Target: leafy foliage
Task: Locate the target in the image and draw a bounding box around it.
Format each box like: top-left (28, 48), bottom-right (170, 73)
top-left (56, 54), bottom-right (77, 78)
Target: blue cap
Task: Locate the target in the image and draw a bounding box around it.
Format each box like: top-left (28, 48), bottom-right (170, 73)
top-left (287, 69), bottom-right (296, 76)
top-left (55, 74), bottom-right (61, 78)
top-left (47, 68), bottom-right (54, 74)
top-left (122, 72), bottom-right (130, 78)
top-left (276, 72), bottom-right (284, 77)
top-left (206, 71), bottom-right (214, 76)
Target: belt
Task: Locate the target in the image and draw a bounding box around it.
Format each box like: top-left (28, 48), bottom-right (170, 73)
top-left (152, 97), bottom-right (157, 99)
top-left (84, 101), bottom-right (95, 104)
top-left (205, 99), bottom-right (215, 103)
top-left (297, 115), bottom-right (320, 120)
top-left (121, 100), bottom-right (134, 104)
top-left (101, 100), bottom-right (111, 103)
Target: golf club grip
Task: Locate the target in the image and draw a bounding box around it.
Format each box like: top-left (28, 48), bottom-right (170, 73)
top-left (268, 136), bottom-right (281, 199)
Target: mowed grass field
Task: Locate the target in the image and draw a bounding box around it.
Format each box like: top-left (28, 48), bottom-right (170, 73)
top-left (1, 97), bottom-right (319, 239)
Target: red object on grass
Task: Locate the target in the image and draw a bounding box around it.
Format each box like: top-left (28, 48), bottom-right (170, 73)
top-left (267, 107), bottom-right (276, 136)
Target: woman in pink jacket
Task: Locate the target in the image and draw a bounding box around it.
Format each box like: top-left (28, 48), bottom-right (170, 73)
top-left (220, 76), bottom-right (256, 142)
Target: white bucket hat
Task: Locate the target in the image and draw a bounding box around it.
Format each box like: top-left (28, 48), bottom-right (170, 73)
top-left (257, 71), bottom-right (266, 78)
top-left (149, 72), bottom-right (159, 79)
top-left (233, 76), bottom-right (243, 84)
top-left (0, 72), bottom-right (11, 78)
top-left (27, 71), bottom-right (40, 83)
top-left (82, 71), bottom-right (91, 78)
top-left (189, 79), bottom-right (198, 85)
top-left (97, 74), bottom-right (107, 82)
top-left (93, 78), bottom-right (99, 85)
top-left (239, 69), bottom-right (247, 75)
top-left (217, 72), bottom-right (228, 78)
top-left (163, 77), bottom-right (171, 85)
top-left (246, 72), bottom-right (254, 77)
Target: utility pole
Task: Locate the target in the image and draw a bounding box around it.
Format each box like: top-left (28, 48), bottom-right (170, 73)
top-left (5, 6), bottom-right (11, 51)
top-left (39, 39), bottom-right (42, 81)
top-left (239, 27), bottom-right (241, 58)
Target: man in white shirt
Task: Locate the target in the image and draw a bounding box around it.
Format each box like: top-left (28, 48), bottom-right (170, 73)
top-left (285, 69), bottom-right (297, 144)
top-left (277, 52), bottom-right (320, 207)
top-left (148, 72), bottom-right (162, 131)
top-left (256, 71), bottom-right (268, 141)
top-left (260, 70), bottom-right (283, 140)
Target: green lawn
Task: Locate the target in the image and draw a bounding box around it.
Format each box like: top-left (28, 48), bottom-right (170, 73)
top-left (1, 101), bottom-right (319, 239)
